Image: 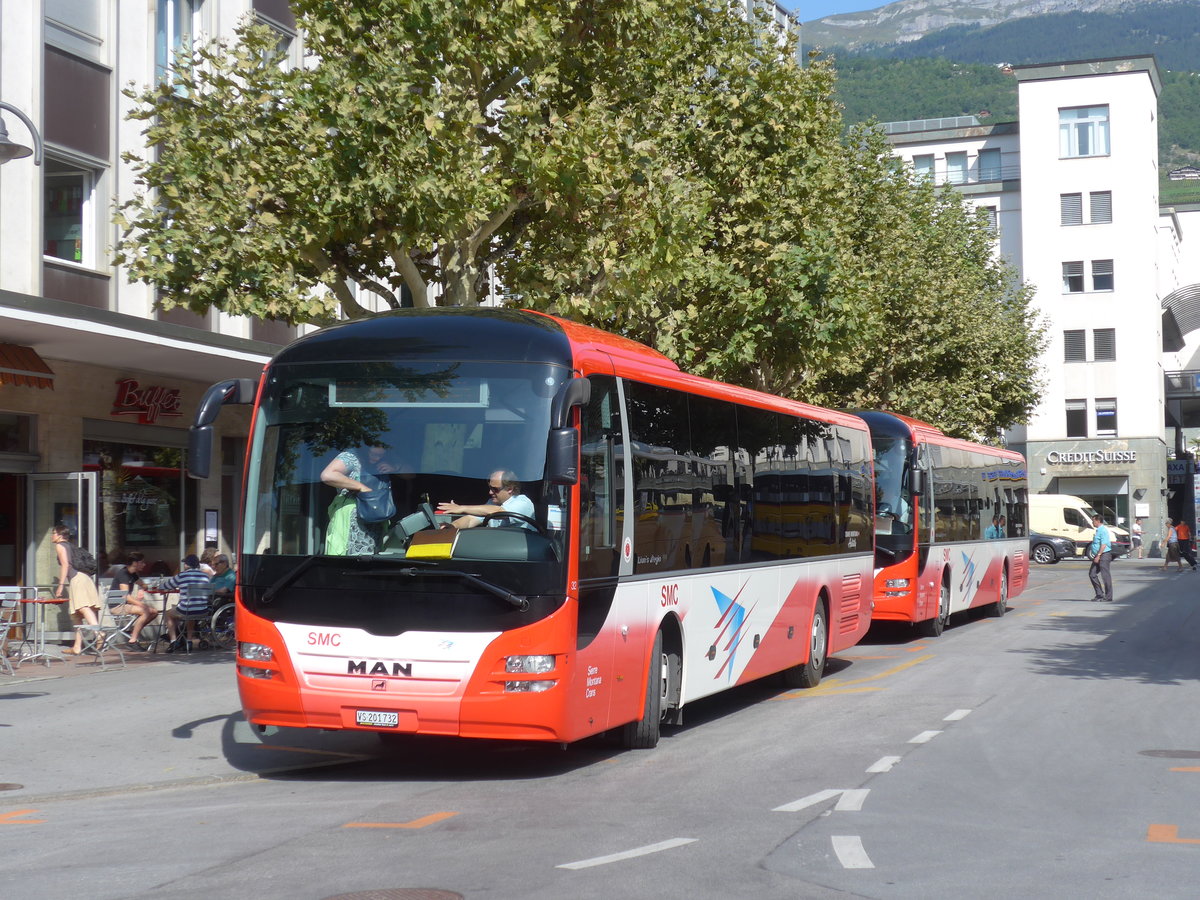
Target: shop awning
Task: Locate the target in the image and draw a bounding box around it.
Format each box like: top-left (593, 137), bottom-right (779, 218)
top-left (0, 343), bottom-right (55, 389)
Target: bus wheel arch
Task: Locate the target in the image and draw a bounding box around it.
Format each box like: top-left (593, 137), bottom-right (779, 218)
top-left (783, 589), bottom-right (828, 689)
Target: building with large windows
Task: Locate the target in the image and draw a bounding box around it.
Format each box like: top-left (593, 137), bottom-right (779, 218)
top-left (0, 0), bottom-right (302, 623)
top-left (885, 57), bottom-right (1200, 547)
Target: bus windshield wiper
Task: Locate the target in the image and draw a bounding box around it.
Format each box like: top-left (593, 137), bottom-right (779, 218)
top-left (379, 565), bottom-right (530, 611)
top-left (262, 555), bottom-right (326, 604)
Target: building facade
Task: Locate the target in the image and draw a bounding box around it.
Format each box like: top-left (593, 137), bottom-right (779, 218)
top-left (886, 57), bottom-right (1200, 548)
top-left (0, 0), bottom-right (302, 628)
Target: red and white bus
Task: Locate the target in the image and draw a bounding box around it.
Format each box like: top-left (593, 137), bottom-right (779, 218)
top-left (857, 411), bottom-right (1028, 636)
top-left (189, 309), bottom-right (875, 747)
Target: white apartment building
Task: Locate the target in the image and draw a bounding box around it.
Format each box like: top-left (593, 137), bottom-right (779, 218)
top-left (886, 57), bottom-right (1200, 544)
top-left (0, 0), bottom-right (301, 605)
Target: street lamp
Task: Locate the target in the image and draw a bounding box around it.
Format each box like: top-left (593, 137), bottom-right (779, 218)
top-left (0, 101), bottom-right (42, 166)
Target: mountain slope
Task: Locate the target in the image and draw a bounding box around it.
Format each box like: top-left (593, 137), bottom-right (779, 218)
top-left (802, 0), bottom-right (1166, 51)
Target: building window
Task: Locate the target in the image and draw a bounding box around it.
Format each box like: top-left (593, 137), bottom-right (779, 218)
top-left (1066, 400), bottom-right (1088, 438)
top-left (45, 157), bottom-right (97, 266)
top-left (978, 148), bottom-right (1002, 181)
top-left (981, 205), bottom-right (998, 237)
top-left (156, 0), bottom-right (198, 84)
top-left (1089, 190), bottom-right (1112, 224)
top-left (1060, 105), bottom-right (1110, 158)
top-left (1063, 261), bottom-right (1085, 293)
top-left (912, 154), bottom-right (934, 179)
top-left (946, 151), bottom-right (968, 185)
top-left (1092, 259), bottom-right (1114, 292)
top-left (1063, 330), bottom-right (1086, 362)
top-left (1060, 193), bottom-right (1083, 226)
top-left (1093, 328), bottom-right (1116, 361)
top-left (1095, 399), bottom-right (1117, 437)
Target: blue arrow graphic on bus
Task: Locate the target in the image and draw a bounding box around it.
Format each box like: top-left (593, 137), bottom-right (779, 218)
top-left (712, 583), bottom-right (750, 681)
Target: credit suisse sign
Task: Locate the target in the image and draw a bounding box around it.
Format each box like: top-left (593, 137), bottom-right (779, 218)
top-left (1045, 448), bottom-right (1136, 464)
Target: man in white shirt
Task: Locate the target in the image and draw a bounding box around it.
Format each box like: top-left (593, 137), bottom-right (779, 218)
top-left (438, 470), bottom-right (536, 531)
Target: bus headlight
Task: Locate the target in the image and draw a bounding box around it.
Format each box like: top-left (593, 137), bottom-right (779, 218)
top-left (885, 579), bottom-right (910, 588)
top-left (506, 654), bottom-right (555, 674)
top-left (239, 642), bottom-right (274, 662)
top-left (505, 680), bottom-right (557, 693)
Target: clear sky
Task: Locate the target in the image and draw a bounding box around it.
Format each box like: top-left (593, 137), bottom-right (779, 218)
top-left (785, 0), bottom-right (888, 23)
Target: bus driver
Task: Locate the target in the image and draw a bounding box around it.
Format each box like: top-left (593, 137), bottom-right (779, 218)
top-left (438, 470), bottom-right (535, 531)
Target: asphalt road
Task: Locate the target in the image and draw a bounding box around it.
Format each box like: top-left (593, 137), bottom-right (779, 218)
top-left (3, 556), bottom-right (1198, 900)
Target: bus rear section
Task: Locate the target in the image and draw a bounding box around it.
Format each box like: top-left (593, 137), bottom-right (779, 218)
top-left (859, 411), bottom-right (1029, 637)
top-left (192, 308), bottom-right (874, 748)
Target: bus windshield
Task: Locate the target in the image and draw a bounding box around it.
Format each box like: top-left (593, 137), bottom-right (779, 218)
top-left (873, 435), bottom-right (915, 562)
top-left (239, 358), bottom-right (572, 627)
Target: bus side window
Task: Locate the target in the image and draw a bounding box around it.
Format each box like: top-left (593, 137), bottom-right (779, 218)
top-left (579, 376), bottom-right (619, 580)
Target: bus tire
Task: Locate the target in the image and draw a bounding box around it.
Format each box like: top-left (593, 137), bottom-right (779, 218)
top-left (989, 567), bottom-right (1008, 617)
top-left (919, 580), bottom-right (949, 637)
top-left (783, 598), bottom-right (828, 689)
top-left (621, 631), bottom-right (664, 749)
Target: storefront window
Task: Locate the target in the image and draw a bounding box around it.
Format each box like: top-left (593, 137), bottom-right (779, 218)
top-left (0, 414), bottom-right (34, 453)
top-left (84, 439), bottom-right (196, 575)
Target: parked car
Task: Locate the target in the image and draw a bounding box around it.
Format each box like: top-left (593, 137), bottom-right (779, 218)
top-left (1030, 531), bottom-right (1077, 565)
top-left (1029, 531), bottom-right (1130, 564)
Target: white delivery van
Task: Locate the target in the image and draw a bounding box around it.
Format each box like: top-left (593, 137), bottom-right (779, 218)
top-left (1029, 494), bottom-right (1130, 558)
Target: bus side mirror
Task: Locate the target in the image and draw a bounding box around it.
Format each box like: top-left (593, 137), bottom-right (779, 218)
top-left (188, 378), bottom-right (256, 479)
top-left (547, 427), bottom-right (579, 485)
top-left (911, 469), bottom-right (926, 496)
top-left (550, 376), bottom-right (592, 430)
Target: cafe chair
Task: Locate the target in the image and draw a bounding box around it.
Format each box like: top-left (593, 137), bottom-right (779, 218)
top-left (74, 601), bottom-right (127, 670)
top-left (0, 588), bottom-right (24, 675)
top-left (103, 580), bottom-right (139, 647)
top-left (169, 583), bottom-right (216, 653)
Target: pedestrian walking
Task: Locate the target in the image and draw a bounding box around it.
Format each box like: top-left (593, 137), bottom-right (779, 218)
top-left (1163, 519), bottom-right (1183, 571)
top-left (1175, 519), bottom-right (1197, 571)
top-left (1089, 514), bottom-right (1114, 601)
top-left (1131, 518), bottom-right (1144, 559)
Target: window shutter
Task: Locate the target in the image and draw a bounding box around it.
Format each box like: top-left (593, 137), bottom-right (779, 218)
top-left (1093, 328), bottom-right (1116, 360)
top-left (1060, 193), bottom-right (1083, 225)
top-left (1063, 330), bottom-right (1086, 362)
top-left (1092, 259), bottom-right (1114, 291)
top-left (1089, 191), bottom-right (1112, 223)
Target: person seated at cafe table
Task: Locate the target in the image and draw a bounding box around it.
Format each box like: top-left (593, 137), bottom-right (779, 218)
top-left (210, 554), bottom-right (235, 599)
top-left (158, 555), bottom-right (212, 652)
top-left (109, 550), bottom-right (159, 651)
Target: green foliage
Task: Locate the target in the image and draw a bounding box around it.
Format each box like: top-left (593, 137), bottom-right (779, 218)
top-left (116, 0), bottom-right (1045, 437)
top-left (833, 57), bottom-right (1017, 126)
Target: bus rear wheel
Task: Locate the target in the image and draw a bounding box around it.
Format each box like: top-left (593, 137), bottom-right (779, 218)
top-left (783, 599), bottom-right (827, 689)
top-left (622, 631), bottom-right (665, 749)
top-left (989, 568), bottom-right (1009, 617)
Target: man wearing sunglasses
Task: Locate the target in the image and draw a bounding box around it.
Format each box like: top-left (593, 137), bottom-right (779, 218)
top-left (438, 470), bottom-right (535, 531)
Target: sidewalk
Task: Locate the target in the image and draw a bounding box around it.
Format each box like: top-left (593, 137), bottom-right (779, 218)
top-left (4, 639), bottom-right (230, 683)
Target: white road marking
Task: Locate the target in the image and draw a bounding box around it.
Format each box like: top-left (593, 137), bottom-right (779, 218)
top-left (556, 838), bottom-right (697, 870)
top-left (909, 730), bottom-right (942, 743)
top-left (944, 708), bottom-right (973, 721)
top-left (774, 788), bottom-right (869, 812)
top-left (832, 835), bottom-right (875, 869)
top-left (866, 756), bottom-right (901, 773)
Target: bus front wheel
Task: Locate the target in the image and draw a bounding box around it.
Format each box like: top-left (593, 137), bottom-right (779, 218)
top-left (919, 581), bottom-right (949, 637)
top-left (621, 631), bottom-right (665, 749)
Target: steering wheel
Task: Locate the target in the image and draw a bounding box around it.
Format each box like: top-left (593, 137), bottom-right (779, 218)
top-left (479, 511), bottom-right (548, 536)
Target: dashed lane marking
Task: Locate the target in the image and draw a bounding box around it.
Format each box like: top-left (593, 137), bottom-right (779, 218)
top-left (344, 811), bottom-right (458, 829)
top-left (944, 709), bottom-right (973, 721)
top-left (832, 835), bottom-right (874, 869)
top-left (908, 730), bottom-right (942, 744)
top-left (866, 756), bottom-right (901, 773)
top-left (557, 838), bottom-right (697, 870)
